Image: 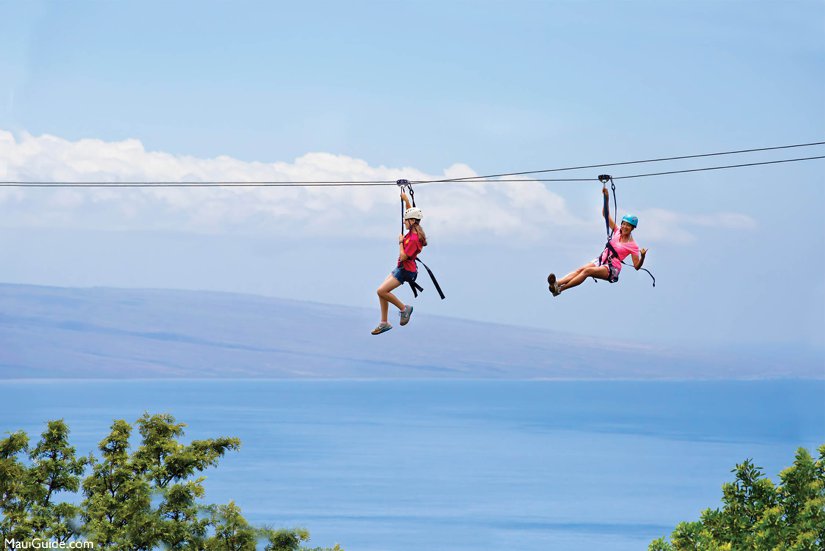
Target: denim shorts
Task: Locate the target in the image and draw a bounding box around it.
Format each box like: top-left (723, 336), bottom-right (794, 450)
top-left (392, 267), bottom-right (418, 284)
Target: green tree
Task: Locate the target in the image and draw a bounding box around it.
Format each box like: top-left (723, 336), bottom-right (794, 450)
top-left (669, 521), bottom-right (707, 550)
top-left (650, 444), bottom-right (825, 551)
top-left (82, 418), bottom-right (155, 548)
top-left (206, 501), bottom-right (258, 550)
top-left (0, 430), bottom-right (32, 541)
top-left (703, 458), bottom-right (779, 548)
top-left (0, 421), bottom-right (88, 543)
top-left (133, 413), bottom-right (240, 548)
top-left (27, 420), bottom-right (89, 542)
top-left (0, 414), bottom-right (342, 550)
top-left (775, 447), bottom-right (825, 549)
top-left (261, 527), bottom-right (344, 551)
top-left (647, 536), bottom-right (673, 551)
top-left (82, 413), bottom-right (244, 549)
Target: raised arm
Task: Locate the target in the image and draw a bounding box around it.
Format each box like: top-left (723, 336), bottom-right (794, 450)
top-left (632, 248), bottom-right (648, 270)
top-left (398, 192), bottom-right (412, 261)
top-left (602, 187), bottom-right (616, 231)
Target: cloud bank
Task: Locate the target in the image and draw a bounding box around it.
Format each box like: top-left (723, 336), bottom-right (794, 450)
top-left (0, 130), bottom-right (754, 243)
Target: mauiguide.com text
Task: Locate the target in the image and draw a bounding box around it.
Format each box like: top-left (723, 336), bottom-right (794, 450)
top-left (4, 540), bottom-right (94, 550)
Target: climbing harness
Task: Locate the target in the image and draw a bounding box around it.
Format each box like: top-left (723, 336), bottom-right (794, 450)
top-left (595, 175), bottom-right (656, 287)
top-left (396, 179), bottom-right (446, 300)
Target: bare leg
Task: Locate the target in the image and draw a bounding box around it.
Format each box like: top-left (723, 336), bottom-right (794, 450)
top-left (377, 274), bottom-right (405, 323)
top-left (559, 265), bottom-right (609, 292)
top-left (558, 263), bottom-right (593, 286)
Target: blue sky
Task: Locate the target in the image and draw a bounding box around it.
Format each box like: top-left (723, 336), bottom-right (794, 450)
top-left (0, 1), bottom-right (823, 350)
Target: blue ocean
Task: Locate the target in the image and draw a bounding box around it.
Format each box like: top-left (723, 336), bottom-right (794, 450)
top-left (4, 380), bottom-right (824, 550)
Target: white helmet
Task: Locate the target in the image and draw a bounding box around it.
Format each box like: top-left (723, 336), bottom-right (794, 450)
top-left (404, 207), bottom-right (423, 221)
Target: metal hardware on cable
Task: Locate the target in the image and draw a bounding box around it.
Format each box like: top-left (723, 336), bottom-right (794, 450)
top-left (396, 179), bottom-right (415, 204)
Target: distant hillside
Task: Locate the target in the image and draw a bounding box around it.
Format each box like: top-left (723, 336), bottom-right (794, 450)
top-left (0, 284), bottom-right (821, 379)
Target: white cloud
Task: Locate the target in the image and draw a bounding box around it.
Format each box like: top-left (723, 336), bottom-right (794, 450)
top-left (639, 207), bottom-right (757, 244)
top-left (0, 130), bottom-right (757, 244)
top-left (0, 130), bottom-right (583, 240)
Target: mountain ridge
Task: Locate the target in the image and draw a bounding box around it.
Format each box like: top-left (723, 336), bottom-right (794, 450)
top-left (0, 283), bottom-right (821, 380)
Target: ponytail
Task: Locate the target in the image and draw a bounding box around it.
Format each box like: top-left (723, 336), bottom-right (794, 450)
top-left (412, 222), bottom-right (427, 247)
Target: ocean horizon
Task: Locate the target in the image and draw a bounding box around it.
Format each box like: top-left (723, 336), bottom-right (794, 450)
top-left (5, 379), bottom-right (824, 550)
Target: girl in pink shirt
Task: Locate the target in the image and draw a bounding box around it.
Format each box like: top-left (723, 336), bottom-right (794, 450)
top-left (548, 187), bottom-right (647, 296)
top-left (372, 192), bottom-right (427, 335)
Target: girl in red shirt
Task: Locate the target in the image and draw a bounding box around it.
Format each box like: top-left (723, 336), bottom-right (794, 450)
top-left (372, 192), bottom-right (427, 335)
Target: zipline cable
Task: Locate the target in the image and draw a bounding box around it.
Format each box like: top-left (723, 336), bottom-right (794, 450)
top-left (0, 180), bottom-right (401, 188)
top-left (0, 153), bottom-right (823, 188)
top-left (445, 155), bottom-right (825, 183)
top-left (412, 141), bottom-right (825, 183)
top-left (612, 155), bottom-right (825, 181)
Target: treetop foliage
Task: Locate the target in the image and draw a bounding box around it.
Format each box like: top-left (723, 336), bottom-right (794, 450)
top-left (650, 444), bottom-right (825, 551)
top-left (0, 413), bottom-right (343, 551)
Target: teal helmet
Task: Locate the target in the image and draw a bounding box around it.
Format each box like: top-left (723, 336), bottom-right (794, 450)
top-left (621, 214), bottom-right (638, 228)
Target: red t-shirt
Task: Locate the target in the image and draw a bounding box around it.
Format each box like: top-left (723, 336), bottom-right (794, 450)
top-left (398, 231), bottom-right (422, 272)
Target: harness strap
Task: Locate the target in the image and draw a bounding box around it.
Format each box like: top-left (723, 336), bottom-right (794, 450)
top-left (622, 260), bottom-right (656, 287)
top-left (598, 175), bottom-right (615, 238)
top-left (402, 259), bottom-right (445, 300)
top-left (397, 179), bottom-right (408, 233)
top-left (600, 238), bottom-right (619, 266)
top-left (407, 279), bottom-right (424, 297)
top-left (414, 257), bottom-right (446, 300)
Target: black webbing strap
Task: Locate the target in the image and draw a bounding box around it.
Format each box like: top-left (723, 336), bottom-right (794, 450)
top-left (397, 179), bottom-right (408, 233)
top-left (415, 257), bottom-right (446, 300)
top-left (622, 260), bottom-right (656, 287)
top-left (407, 279), bottom-right (425, 298)
top-left (600, 239), bottom-right (619, 267)
top-left (600, 175), bottom-right (615, 240)
top-left (402, 258), bottom-right (446, 300)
